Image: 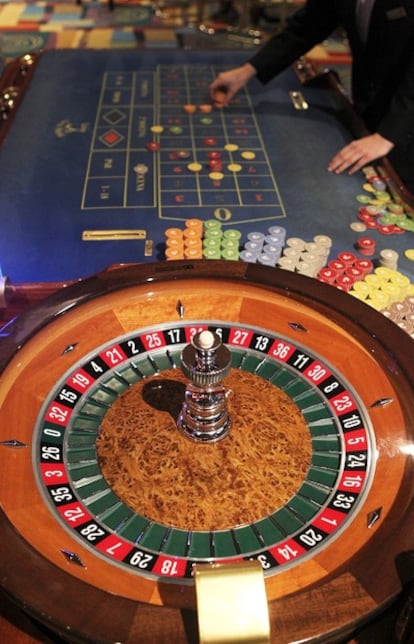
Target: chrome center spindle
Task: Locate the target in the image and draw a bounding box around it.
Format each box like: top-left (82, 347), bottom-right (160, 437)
top-left (177, 330), bottom-right (232, 443)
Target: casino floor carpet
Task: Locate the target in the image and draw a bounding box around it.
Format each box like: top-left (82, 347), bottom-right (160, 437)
top-left (0, 0), bottom-right (191, 53)
top-left (0, 0), bottom-right (352, 71)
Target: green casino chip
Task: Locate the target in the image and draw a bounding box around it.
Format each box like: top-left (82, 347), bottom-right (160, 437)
top-left (221, 248), bottom-right (239, 260)
top-left (203, 248), bottom-right (221, 259)
top-left (223, 229), bottom-right (242, 240)
top-left (203, 238), bottom-right (221, 250)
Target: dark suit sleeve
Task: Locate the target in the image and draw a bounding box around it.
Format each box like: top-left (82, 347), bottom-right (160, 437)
top-left (248, 0), bottom-right (339, 84)
top-left (376, 39), bottom-right (414, 147)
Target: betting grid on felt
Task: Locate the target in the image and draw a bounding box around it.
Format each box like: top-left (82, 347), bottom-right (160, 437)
top-left (82, 64), bottom-right (286, 225)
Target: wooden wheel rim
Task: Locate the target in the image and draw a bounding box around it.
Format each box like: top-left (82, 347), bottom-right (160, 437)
top-left (0, 260), bottom-right (413, 643)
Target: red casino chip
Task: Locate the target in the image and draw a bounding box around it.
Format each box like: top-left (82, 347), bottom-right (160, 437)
top-left (356, 237), bottom-right (376, 256)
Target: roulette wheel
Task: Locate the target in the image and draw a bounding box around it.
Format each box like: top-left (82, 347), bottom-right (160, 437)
top-left (0, 259), bottom-right (413, 643)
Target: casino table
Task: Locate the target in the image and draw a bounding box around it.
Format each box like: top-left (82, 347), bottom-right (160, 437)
top-left (1, 49), bottom-right (414, 644)
top-left (0, 48), bottom-right (413, 286)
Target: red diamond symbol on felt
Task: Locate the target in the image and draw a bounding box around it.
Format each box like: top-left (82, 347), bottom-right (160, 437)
top-left (100, 129), bottom-right (124, 148)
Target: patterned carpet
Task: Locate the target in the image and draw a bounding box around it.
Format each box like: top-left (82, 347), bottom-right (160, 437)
top-left (0, 0), bottom-right (352, 59)
top-left (0, 0), bottom-right (202, 55)
top-left (0, 0), bottom-right (351, 97)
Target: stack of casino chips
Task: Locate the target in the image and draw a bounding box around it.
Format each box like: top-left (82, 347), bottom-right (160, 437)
top-left (317, 252), bottom-right (373, 292)
top-left (164, 219), bottom-right (241, 261)
top-left (202, 220), bottom-right (241, 261)
top-left (348, 266), bottom-right (413, 312)
top-left (355, 236), bottom-right (376, 256)
top-left (382, 295), bottom-right (414, 336)
top-left (238, 229), bottom-right (334, 274)
top-left (239, 226), bottom-right (286, 265)
top-left (378, 248), bottom-right (399, 270)
top-left (355, 165), bottom-right (414, 234)
top-left (165, 219), bottom-right (203, 260)
top-left (277, 235), bottom-right (332, 276)
top-left (164, 227), bottom-right (185, 260)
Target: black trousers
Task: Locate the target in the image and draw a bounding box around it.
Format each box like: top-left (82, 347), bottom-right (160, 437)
top-left (388, 137), bottom-right (414, 195)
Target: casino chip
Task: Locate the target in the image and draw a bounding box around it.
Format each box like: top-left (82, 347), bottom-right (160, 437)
top-left (133, 164), bottom-right (149, 175)
top-left (146, 142), bottom-right (160, 151)
top-left (187, 162), bottom-right (203, 173)
top-left (177, 150), bottom-right (191, 159)
top-left (286, 237), bottom-right (306, 251)
top-left (247, 232), bottom-right (265, 244)
top-left (227, 164), bottom-right (242, 172)
top-left (241, 151), bottom-right (256, 160)
top-left (379, 249), bottom-right (399, 270)
top-left (356, 237), bottom-right (376, 256)
top-left (212, 90), bottom-right (227, 107)
top-left (363, 183), bottom-right (375, 193)
top-left (350, 222), bottom-right (367, 232)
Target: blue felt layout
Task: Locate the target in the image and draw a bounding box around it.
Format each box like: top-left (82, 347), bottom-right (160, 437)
top-left (0, 49), bottom-right (412, 284)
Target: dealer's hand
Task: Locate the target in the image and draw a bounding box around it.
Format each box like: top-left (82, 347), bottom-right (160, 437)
top-left (210, 63), bottom-right (257, 106)
top-left (328, 133), bottom-right (394, 175)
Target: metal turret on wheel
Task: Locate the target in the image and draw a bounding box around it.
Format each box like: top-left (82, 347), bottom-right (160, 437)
top-left (178, 329), bottom-right (232, 443)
